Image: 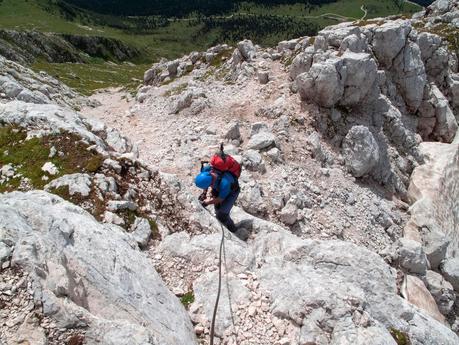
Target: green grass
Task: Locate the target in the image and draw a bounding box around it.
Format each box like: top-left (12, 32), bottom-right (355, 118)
top-left (163, 82), bottom-right (189, 97)
top-left (0, 126), bottom-right (103, 192)
top-left (0, 0), bottom-right (214, 61)
top-left (1, 0), bottom-right (422, 60)
top-left (180, 291), bottom-right (195, 309)
top-left (32, 59), bottom-right (149, 95)
top-left (0, 0), bottom-right (422, 95)
top-left (390, 328), bottom-right (411, 345)
top-left (237, 0), bottom-right (420, 26)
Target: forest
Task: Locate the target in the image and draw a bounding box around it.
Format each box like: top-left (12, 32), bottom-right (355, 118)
top-left (62, 0), bottom-right (432, 17)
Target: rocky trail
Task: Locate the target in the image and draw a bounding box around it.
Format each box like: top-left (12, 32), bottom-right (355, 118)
top-left (1, 0), bottom-right (459, 345)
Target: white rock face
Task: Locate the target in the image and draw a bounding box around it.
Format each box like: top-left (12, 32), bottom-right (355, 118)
top-left (392, 42), bottom-right (426, 111)
top-left (441, 257), bottom-right (459, 291)
top-left (169, 91), bottom-right (193, 114)
top-left (371, 20), bottom-right (411, 68)
top-left (0, 101), bottom-right (105, 148)
top-left (342, 126), bottom-right (380, 177)
top-left (401, 275), bottom-right (445, 323)
top-left (297, 60), bottom-right (343, 108)
top-left (0, 191), bottom-right (197, 345)
top-left (289, 52), bottom-right (313, 80)
top-left (45, 173), bottom-right (92, 196)
top-left (423, 230), bottom-right (450, 269)
top-left (0, 55), bottom-right (86, 109)
top-left (224, 121), bottom-right (241, 140)
top-left (408, 142), bottom-right (459, 259)
top-left (425, 270), bottom-right (456, 315)
top-left (297, 51), bottom-right (377, 108)
top-left (398, 238), bottom-right (428, 275)
top-left (340, 52), bottom-right (378, 106)
top-left (253, 230), bottom-right (458, 345)
top-left (247, 131), bottom-right (276, 151)
top-left (237, 39), bottom-right (256, 61)
top-left (430, 85), bottom-right (458, 142)
top-left (130, 217), bottom-right (152, 249)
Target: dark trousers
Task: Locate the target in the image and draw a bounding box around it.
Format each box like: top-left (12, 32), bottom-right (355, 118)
top-left (215, 189), bottom-right (240, 233)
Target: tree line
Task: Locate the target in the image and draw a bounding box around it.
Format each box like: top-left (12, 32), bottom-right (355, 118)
top-left (60, 0), bottom-right (351, 17)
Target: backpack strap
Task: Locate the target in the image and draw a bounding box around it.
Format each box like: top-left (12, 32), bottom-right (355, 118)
top-left (211, 170), bottom-right (223, 197)
top-left (200, 160), bottom-right (209, 172)
top-left (211, 171), bottom-right (239, 197)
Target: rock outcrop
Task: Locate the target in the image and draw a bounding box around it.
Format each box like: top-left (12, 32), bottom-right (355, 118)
top-left (0, 191), bottom-right (197, 345)
top-left (0, 55), bottom-right (88, 109)
top-left (0, 29), bottom-right (139, 65)
top-left (289, 5), bottom-right (459, 194)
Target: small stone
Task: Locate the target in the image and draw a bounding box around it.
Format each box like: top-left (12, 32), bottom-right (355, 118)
top-left (48, 146), bottom-right (57, 158)
top-left (195, 325), bottom-right (205, 335)
top-left (41, 162), bottom-right (59, 176)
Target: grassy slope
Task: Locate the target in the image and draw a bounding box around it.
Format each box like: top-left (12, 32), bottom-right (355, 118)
top-left (0, 0), bottom-right (421, 95)
top-left (239, 0), bottom-right (420, 20)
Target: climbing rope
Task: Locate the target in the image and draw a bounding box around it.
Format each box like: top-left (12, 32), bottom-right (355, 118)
top-left (210, 221), bottom-right (225, 345)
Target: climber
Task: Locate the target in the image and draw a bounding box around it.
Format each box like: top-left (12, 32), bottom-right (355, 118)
top-left (195, 144), bottom-right (241, 233)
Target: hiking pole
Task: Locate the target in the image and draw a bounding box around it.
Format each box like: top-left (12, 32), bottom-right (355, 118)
top-left (219, 142), bottom-right (226, 160)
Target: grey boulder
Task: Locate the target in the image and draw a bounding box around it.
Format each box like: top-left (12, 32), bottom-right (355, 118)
top-left (247, 131), bottom-right (276, 151)
top-left (342, 126), bottom-right (380, 177)
top-left (398, 238), bottom-right (428, 275)
top-left (425, 270), bottom-right (456, 315)
top-left (130, 217), bottom-right (152, 249)
top-left (0, 191), bottom-right (197, 345)
top-left (441, 257), bottom-right (459, 292)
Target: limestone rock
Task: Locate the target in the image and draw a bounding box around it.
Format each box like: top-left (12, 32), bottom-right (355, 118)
top-left (430, 85), bottom-right (458, 143)
top-left (237, 40), bottom-right (256, 61)
top-left (0, 101), bottom-right (106, 149)
top-left (441, 257), bottom-right (459, 291)
top-left (425, 270), bottom-right (456, 315)
top-left (401, 275), bottom-right (444, 323)
top-left (0, 191), bottom-right (197, 345)
top-left (107, 200), bottom-right (137, 212)
top-left (398, 238), bottom-right (428, 275)
top-left (242, 149), bottom-right (265, 173)
top-left (339, 52), bottom-right (378, 106)
top-left (289, 52), bottom-right (313, 80)
top-left (158, 232), bottom-right (254, 274)
top-left (297, 61), bottom-right (343, 108)
top-left (371, 20), bottom-right (411, 68)
top-left (423, 230), bottom-right (450, 269)
top-left (253, 230), bottom-right (458, 345)
top-left (342, 126), bottom-right (380, 177)
top-left (169, 91), bottom-right (193, 114)
top-left (192, 272), bottom-right (251, 337)
top-left (131, 217), bottom-right (152, 249)
top-left (250, 122), bottom-right (269, 137)
top-left (0, 242), bottom-right (12, 264)
top-left (279, 203), bottom-right (298, 225)
top-left (247, 131), bottom-right (276, 151)
top-left (106, 128), bottom-right (131, 154)
top-left (258, 71), bottom-right (269, 84)
top-left (224, 121), bottom-right (241, 140)
top-left (297, 51), bottom-right (377, 108)
top-left (45, 173), bottom-right (92, 197)
top-left (392, 42), bottom-right (426, 112)
top-left (41, 162), bottom-right (59, 176)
